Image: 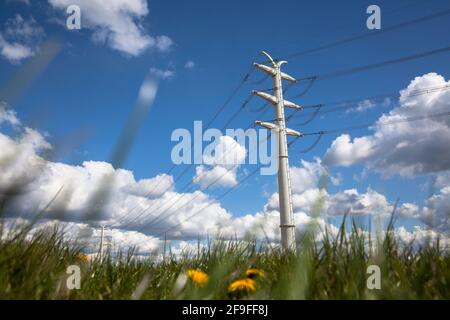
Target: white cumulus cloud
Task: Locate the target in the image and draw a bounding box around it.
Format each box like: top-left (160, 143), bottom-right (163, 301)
top-left (1, 104), bottom-right (449, 252)
top-left (324, 73), bottom-right (450, 177)
top-left (48, 0), bottom-right (174, 56)
top-left (0, 15), bottom-right (45, 63)
top-left (193, 136), bottom-right (246, 189)
top-left (0, 103), bottom-right (21, 126)
top-left (184, 60), bottom-right (195, 69)
top-left (149, 67), bottom-right (175, 80)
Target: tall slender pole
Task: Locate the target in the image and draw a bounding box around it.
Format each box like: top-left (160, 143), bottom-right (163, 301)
top-left (163, 232), bottom-right (167, 261)
top-left (253, 51), bottom-right (303, 252)
top-left (273, 63), bottom-right (296, 251)
top-left (99, 225), bottom-right (105, 262)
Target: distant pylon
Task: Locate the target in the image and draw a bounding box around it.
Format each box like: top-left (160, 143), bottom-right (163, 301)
top-left (97, 225), bottom-right (111, 261)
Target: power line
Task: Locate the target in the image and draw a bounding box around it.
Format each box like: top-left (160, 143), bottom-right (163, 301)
top-left (259, 0), bottom-right (433, 61)
top-left (123, 41), bottom-right (450, 239)
top-left (128, 5), bottom-right (450, 247)
top-left (290, 77), bottom-right (318, 98)
top-left (154, 163), bottom-right (263, 239)
top-left (117, 98), bottom-right (263, 229)
top-left (292, 84), bottom-right (450, 122)
top-left (108, 109), bottom-right (450, 244)
top-left (295, 44), bottom-right (450, 82)
top-left (253, 44), bottom-right (450, 108)
top-left (133, 127), bottom-right (271, 234)
top-left (158, 112), bottom-right (450, 235)
top-left (121, 82), bottom-right (298, 229)
top-left (130, 162), bottom-right (266, 249)
top-left (294, 133), bottom-right (324, 154)
top-left (113, 59), bottom-right (260, 227)
top-left (320, 46), bottom-right (450, 81)
top-left (120, 57), bottom-right (450, 228)
top-left (276, 7), bottom-right (450, 62)
top-left (299, 110), bottom-right (450, 138)
top-left (204, 64), bottom-right (256, 130)
top-left (283, 43), bottom-right (450, 98)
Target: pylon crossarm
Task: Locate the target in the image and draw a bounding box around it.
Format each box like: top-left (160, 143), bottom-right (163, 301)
top-left (284, 99), bottom-right (303, 110)
top-left (255, 120), bottom-right (278, 131)
top-left (280, 71), bottom-right (297, 83)
top-left (252, 90), bottom-right (278, 105)
top-left (286, 127), bottom-right (303, 137)
top-left (254, 63), bottom-right (297, 83)
top-left (254, 63), bottom-right (276, 77)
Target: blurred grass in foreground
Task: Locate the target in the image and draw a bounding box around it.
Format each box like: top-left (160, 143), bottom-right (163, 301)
top-left (0, 218), bottom-right (448, 300)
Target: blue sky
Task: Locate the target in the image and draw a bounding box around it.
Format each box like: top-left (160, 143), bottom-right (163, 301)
top-left (1, 0), bottom-right (449, 250)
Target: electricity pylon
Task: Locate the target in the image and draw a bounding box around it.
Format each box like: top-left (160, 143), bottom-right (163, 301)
top-left (97, 225), bottom-right (112, 262)
top-left (253, 51), bottom-right (303, 252)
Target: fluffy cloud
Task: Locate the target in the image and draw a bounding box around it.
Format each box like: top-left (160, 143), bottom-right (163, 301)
top-left (193, 165), bottom-right (238, 189)
top-left (0, 15), bottom-right (45, 63)
top-left (0, 121), bottom-right (234, 242)
top-left (266, 158), bottom-right (375, 217)
top-left (1, 104), bottom-right (448, 253)
top-left (347, 97), bottom-right (391, 113)
top-left (0, 103), bottom-right (21, 126)
top-left (289, 158), bottom-right (331, 194)
top-left (0, 120), bottom-right (329, 245)
top-left (266, 159), bottom-right (448, 234)
top-left (268, 186), bottom-right (392, 219)
top-left (1, 218), bottom-right (162, 255)
top-left (184, 60), bottom-right (195, 69)
top-left (326, 188), bottom-right (391, 216)
top-left (221, 210), bottom-right (334, 243)
top-left (0, 128), bottom-right (51, 192)
top-left (149, 67), bottom-right (175, 80)
top-left (320, 72), bottom-right (450, 232)
top-left (394, 226), bottom-right (450, 249)
top-left (48, 0), bottom-right (173, 56)
top-left (324, 73), bottom-right (450, 177)
top-left (193, 136), bottom-right (246, 189)
top-left (397, 185), bottom-right (450, 233)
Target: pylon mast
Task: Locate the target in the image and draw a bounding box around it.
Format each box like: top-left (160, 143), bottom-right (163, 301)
top-left (253, 51), bottom-right (303, 252)
top-left (99, 225), bottom-right (105, 261)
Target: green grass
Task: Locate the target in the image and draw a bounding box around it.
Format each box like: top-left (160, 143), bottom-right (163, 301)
top-left (0, 218), bottom-right (448, 300)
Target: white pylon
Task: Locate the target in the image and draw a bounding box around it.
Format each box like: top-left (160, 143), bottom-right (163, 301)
top-left (97, 225), bottom-right (112, 262)
top-left (99, 225), bottom-right (105, 262)
top-left (253, 51), bottom-right (303, 252)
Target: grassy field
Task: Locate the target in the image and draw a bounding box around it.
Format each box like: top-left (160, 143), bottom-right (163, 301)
top-left (0, 217), bottom-right (448, 300)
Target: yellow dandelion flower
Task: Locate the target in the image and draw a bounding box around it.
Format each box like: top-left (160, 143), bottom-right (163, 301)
top-left (77, 254), bottom-right (89, 263)
top-left (187, 269), bottom-right (209, 287)
top-left (228, 278), bottom-right (256, 294)
top-left (246, 268), bottom-right (264, 279)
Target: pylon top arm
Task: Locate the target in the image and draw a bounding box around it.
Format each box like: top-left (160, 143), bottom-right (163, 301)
top-left (254, 63), bottom-right (276, 77)
top-left (254, 63), bottom-right (298, 83)
top-left (261, 51), bottom-right (276, 67)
